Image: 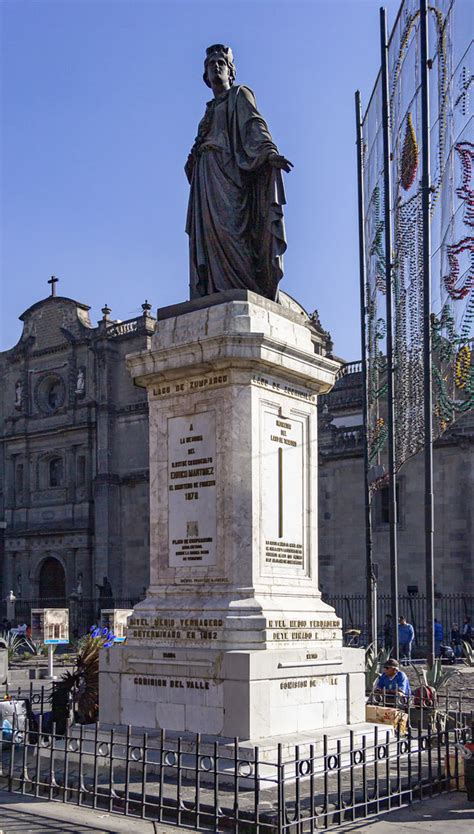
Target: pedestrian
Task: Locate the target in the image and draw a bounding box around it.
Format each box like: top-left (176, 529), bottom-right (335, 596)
top-left (462, 616), bottom-right (473, 646)
top-left (375, 658), bottom-right (411, 701)
top-left (383, 613), bottom-right (392, 650)
top-left (434, 618), bottom-right (444, 656)
top-left (398, 616), bottom-right (415, 663)
top-left (451, 622), bottom-right (462, 658)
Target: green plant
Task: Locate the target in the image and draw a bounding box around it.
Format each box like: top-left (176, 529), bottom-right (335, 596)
top-left (17, 637), bottom-right (47, 657)
top-left (0, 630), bottom-right (29, 660)
top-left (365, 643), bottom-right (392, 692)
top-left (411, 658), bottom-right (459, 693)
top-left (74, 633), bottom-right (94, 653)
top-left (50, 633), bottom-right (106, 731)
top-left (57, 653), bottom-right (75, 664)
top-left (409, 660), bottom-right (461, 732)
top-left (462, 640), bottom-right (474, 666)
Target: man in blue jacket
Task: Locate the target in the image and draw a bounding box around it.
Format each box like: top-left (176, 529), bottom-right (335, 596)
top-left (398, 616), bottom-right (415, 663)
top-left (434, 618), bottom-right (444, 656)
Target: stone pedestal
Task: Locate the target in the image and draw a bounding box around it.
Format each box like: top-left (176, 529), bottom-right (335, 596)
top-left (99, 290), bottom-right (365, 739)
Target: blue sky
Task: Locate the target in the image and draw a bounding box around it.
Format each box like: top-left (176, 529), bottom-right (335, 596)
top-left (1, 0), bottom-right (401, 357)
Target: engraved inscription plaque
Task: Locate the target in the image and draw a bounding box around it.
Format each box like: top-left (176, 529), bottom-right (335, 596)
top-left (262, 410), bottom-right (305, 569)
top-left (168, 411), bottom-right (217, 567)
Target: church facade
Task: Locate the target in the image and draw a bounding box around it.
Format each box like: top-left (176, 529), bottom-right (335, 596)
top-left (0, 286), bottom-right (155, 626)
top-left (1, 286), bottom-right (472, 627)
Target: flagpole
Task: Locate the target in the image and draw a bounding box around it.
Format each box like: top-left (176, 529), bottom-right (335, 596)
top-left (380, 7), bottom-right (399, 659)
top-left (355, 90), bottom-right (376, 649)
top-left (419, 0), bottom-right (435, 667)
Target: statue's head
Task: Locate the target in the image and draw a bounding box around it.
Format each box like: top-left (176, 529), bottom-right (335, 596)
top-left (203, 44), bottom-right (236, 88)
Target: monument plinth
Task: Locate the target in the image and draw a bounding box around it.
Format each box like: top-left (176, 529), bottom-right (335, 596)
top-left (99, 290), bottom-right (365, 738)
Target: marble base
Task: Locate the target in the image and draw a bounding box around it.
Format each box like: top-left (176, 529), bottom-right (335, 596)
top-left (100, 644), bottom-right (365, 739)
top-left (99, 291), bottom-right (365, 739)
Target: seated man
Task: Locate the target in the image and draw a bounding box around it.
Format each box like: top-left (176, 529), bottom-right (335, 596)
top-left (375, 658), bottom-right (411, 701)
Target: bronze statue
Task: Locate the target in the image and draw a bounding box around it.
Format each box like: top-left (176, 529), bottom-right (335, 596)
top-left (185, 45), bottom-right (292, 300)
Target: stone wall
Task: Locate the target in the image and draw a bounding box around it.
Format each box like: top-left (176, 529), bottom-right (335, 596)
top-left (318, 366), bottom-right (474, 597)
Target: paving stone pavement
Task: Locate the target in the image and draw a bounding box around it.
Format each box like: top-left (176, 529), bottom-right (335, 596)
top-left (338, 791), bottom-right (474, 832)
top-left (0, 790), bottom-right (195, 834)
top-left (0, 789), bottom-right (472, 833)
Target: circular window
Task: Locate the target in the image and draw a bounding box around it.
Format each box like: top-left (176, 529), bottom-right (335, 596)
top-left (35, 374), bottom-right (66, 414)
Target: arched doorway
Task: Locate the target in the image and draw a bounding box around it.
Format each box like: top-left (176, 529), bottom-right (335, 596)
top-left (39, 557), bottom-right (66, 604)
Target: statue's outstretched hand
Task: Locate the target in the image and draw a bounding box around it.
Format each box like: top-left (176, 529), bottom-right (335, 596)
top-left (268, 152), bottom-right (293, 173)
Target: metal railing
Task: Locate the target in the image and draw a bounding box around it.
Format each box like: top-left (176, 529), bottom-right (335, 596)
top-left (0, 718), bottom-right (471, 831)
top-left (335, 360), bottom-right (363, 379)
top-left (367, 689), bottom-right (474, 726)
top-left (320, 426), bottom-right (364, 455)
top-left (323, 593), bottom-right (474, 646)
top-left (0, 683), bottom-right (57, 726)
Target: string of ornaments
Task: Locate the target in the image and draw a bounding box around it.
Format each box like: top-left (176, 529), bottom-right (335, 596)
top-left (361, 0), bottom-right (473, 491)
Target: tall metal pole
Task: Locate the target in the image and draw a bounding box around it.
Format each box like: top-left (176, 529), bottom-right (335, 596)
top-left (355, 90), bottom-right (376, 649)
top-left (420, 0), bottom-right (435, 667)
top-left (48, 644), bottom-right (55, 679)
top-left (380, 7), bottom-right (399, 659)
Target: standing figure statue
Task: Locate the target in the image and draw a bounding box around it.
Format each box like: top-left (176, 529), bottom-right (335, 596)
top-left (185, 44), bottom-right (293, 301)
top-left (96, 576), bottom-right (114, 617)
top-left (15, 380), bottom-right (23, 408)
top-left (75, 368), bottom-right (85, 395)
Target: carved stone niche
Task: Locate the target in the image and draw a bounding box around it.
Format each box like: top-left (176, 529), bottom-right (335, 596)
top-left (34, 373), bottom-right (66, 415)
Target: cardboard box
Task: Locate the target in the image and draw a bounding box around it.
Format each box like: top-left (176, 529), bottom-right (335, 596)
top-left (366, 703), bottom-right (408, 735)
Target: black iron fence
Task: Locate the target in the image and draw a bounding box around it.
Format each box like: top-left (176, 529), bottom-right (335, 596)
top-left (367, 690), bottom-right (474, 728)
top-left (5, 593), bottom-right (472, 647)
top-left (323, 593), bottom-right (474, 647)
top-left (0, 718), bottom-right (472, 831)
top-left (0, 683), bottom-right (57, 726)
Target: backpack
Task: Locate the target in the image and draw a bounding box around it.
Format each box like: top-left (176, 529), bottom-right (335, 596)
top-left (413, 685), bottom-right (436, 707)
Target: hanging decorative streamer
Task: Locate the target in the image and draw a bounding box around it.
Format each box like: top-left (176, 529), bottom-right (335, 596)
top-left (400, 113), bottom-right (419, 191)
top-left (429, 2), bottom-right (474, 435)
top-left (388, 0), bottom-right (426, 471)
top-left (361, 0), bottom-right (473, 483)
top-left (361, 73), bottom-right (390, 493)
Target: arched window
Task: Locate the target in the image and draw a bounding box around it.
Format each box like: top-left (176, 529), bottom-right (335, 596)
top-left (49, 457), bottom-right (63, 488)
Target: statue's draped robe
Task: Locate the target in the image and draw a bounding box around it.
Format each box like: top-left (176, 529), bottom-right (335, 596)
top-left (186, 85), bottom-right (287, 300)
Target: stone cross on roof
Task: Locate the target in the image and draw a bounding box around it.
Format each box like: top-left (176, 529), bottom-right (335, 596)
top-left (48, 275), bottom-right (59, 297)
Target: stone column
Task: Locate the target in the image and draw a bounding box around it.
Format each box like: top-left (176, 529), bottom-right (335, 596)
top-left (92, 339), bottom-right (117, 600)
